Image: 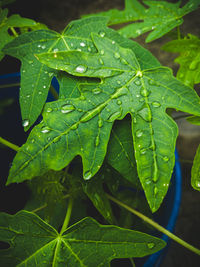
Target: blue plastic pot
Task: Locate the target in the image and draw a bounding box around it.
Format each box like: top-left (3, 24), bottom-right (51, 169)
top-left (0, 72), bottom-right (182, 267)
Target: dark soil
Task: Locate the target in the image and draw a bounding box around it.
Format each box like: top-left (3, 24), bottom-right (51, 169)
top-left (1, 0), bottom-right (200, 266)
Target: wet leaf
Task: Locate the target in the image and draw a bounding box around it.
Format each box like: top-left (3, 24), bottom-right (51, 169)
top-left (0, 210), bottom-right (166, 266)
top-left (191, 144), bottom-right (200, 191)
top-left (7, 32), bottom-right (200, 212)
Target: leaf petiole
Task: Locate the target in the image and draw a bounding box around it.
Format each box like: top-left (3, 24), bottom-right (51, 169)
top-left (0, 136), bottom-right (20, 151)
top-left (106, 193), bottom-right (200, 256)
top-left (60, 197), bottom-right (73, 235)
top-left (10, 27), bottom-right (18, 37)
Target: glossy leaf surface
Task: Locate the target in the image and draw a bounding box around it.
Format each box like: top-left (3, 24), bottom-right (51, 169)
top-left (191, 144), bottom-right (200, 191)
top-left (8, 32), bottom-right (200, 212)
top-left (84, 0), bottom-right (200, 42)
top-left (162, 34), bottom-right (200, 87)
top-left (0, 210), bottom-right (166, 266)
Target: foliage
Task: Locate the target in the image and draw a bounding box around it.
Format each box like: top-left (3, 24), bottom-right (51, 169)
top-left (0, 0), bottom-right (200, 266)
top-left (84, 0), bottom-right (200, 42)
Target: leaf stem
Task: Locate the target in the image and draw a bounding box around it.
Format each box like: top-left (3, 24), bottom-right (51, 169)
top-left (60, 197), bottom-right (73, 235)
top-left (0, 83), bottom-right (20, 89)
top-left (0, 136), bottom-right (20, 151)
top-left (10, 27), bottom-right (18, 37)
top-left (106, 193), bottom-right (200, 256)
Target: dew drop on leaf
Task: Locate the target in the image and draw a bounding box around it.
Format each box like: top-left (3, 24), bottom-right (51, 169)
top-left (95, 136), bottom-right (100, 147)
top-left (154, 187), bottom-right (158, 195)
top-left (148, 79), bottom-right (157, 85)
top-left (195, 181), bottom-right (200, 188)
top-left (84, 171), bottom-right (92, 180)
top-left (80, 42), bottom-right (86, 47)
top-left (140, 88), bottom-right (150, 97)
top-left (152, 101), bottom-right (161, 108)
top-left (140, 148), bottom-right (146, 155)
top-left (107, 111), bottom-right (121, 122)
top-left (114, 52), bottom-right (120, 59)
top-left (98, 118), bottom-right (103, 128)
top-left (31, 138), bottom-right (35, 143)
top-left (41, 126), bottom-right (51, 133)
top-left (93, 88), bottom-right (102, 95)
top-left (112, 40), bottom-right (115, 44)
top-left (136, 70), bottom-right (143, 77)
top-left (117, 100), bottom-right (122, 105)
top-left (147, 242), bottom-right (155, 249)
top-left (22, 119), bottom-right (29, 127)
top-left (88, 47), bottom-right (92, 52)
top-left (61, 104), bottom-right (75, 114)
top-left (163, 156), bottom-right (169, 162)
top-left (46, 107), bottom-right (53, 113)
top-left (75, 65), bottom-right (87, 73)
top-left (134, 80), bottom-right (141, 86)
top-left (99, 58), bottom-right (104, 65)
top-left (100, 49), bottom-right (105, 55)
top-left (99, 31), bottom-right (105, 37)
top-left (136, 130), bottom-right (143, 138)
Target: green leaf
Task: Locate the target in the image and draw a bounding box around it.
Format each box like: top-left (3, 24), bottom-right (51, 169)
top-left (186, 115), bottom-right (200, 125)
top-left (106, 118), bottom-right (139, 187)
top-left (162, 34), bottom-right (200, 87)
top-left (0, 8), bottom-right (37, 60)
top-left (191, 144), bottom-right (200, 191)
top-left (85, 0), bottom-right (200, 43)
top-left (3, 15), bottom-right (161, 131)
top-left (0, 210), bottom-right (166, 266)
top-left (8, 33), bottom-right (200, 212)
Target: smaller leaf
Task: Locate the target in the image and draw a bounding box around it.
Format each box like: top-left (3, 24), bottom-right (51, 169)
top-left (186, 115), bottom-right (200, 125)
top-left (0, 210), bottom-right (166, 266)
top-left (191, 144), bottom-right (200, 191)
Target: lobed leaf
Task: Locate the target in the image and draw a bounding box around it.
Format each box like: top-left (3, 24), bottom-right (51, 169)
top-left (191, 144), bottom-right (200, 191)
top-left (0, 210), bottom-right (166, 266)
top-left (8, 33), bottom-right (200, 212)
top-left (0, 7), bottom-right (37, 60)
top-left (84, 0), bottom-right (200, 43)
top-left (162, 34), bottom-right (200, 87)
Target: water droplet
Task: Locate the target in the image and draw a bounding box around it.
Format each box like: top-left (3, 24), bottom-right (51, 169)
top-left (114, 52), bottom-right (120, 59)
top-left (163, 156), bottom-right (169, 162)
top-left (148, 79), bottom-right (157, 85)
top-left (136, 29), bottom-right (142, 35)
top-left (75, 65), bottom-right (87, 73)
top-left (46, 107), bottom-right (53, 113)
top-left (147, 242), bottom-right (155, 249)
top-left (112, 41), bottom-right (115, 44)
top-left (29, 60), bottom-right (33, 64)
top-left (41, 45), bottom-right (46, 49)
top-left (22, 70), bottom-right (26, 73)
top-left (117, 100), bottom-right (122, 105)
top-left (54, 53), bottom-right (57, 58)
top-left (133, 117), bottom-right (137, 123)
top-left (98, 118), bottom-right (103, 128)
top-left (43, 85), bottom-right (46, 89)
top-left (41, 126), bottom-right (51, 133)
top-left (53, 48), bottom-right (59, 52)
top-left (39, 91), bottom-right (42, 95)
top-left (136, 70), bottom-right (143, 77)
top-left (138, 107), bottom-right (152, 122)
top-left (95, 136), bottom-right (100, 146)
top-left (84, 171), bottom-right (92, 180)
top-left (99, 58), bottom-right (104, 65)
top-left (100, 49), bottom-right (104, 55)
top-left (154, 187), bottom-right (158, 195)
top-left (152, 101), bottom-right (161, 108)
top-left (140, 88), bottom-right (150, 97)
top-left (107, 111), bottom-right (121, 122)
top-left (136, 130), bottom-right (143, 138)
top-left (61, 104), bottom-right (75, 114)
top-left (92, 88), bottom-right (101, 95)
top-left (140, 148), bottom-right (146, 155)
top-left (38, 44), bottom-right (41, 48)
top-left (26, 95), bottom-right (30, 98)
top-left (134, 80), bottom-right (141, 86)
top-left (88, 47), bottom-right (92, 52)
top-left (31, 138), bottom-right (35, 143)
top-left (99, 31), bottom-right (105, 37)
top-left (117, 80), bottom-right (121, 85)
top-left (71, 124), bottom-right (78, 130)
top-left (22, 119), bottom-right (29, 127)
top-left (80, 42), bottom-right (86, 47)
top-left (195, 181), bottom-right (200, 188)
top-left (48, 72), bottom-right (54, 77)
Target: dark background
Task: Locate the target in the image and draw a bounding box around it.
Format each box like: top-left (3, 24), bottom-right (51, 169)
top-left (0, 0), bottom-right (200, 266)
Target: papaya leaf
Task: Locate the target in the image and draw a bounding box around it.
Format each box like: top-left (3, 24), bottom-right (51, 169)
top-left (186, 115), bottom-right (200, 125)
top-left (0, 7), bottom-right (37, 60)
top-left (106, 118), bottom-right (139, 187)
top-left (162, 34), bottom-right (200, 88)
top-left (84, 0), bottom-right (199, 43)
top-left (191, 144), bottom-right (200, 191)
top-left (0, 210), bottom-right (166, 266)
top-left (2, 16), bottom-right (112, 130)
top-left (29, 33), bottom-right (200, 211)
